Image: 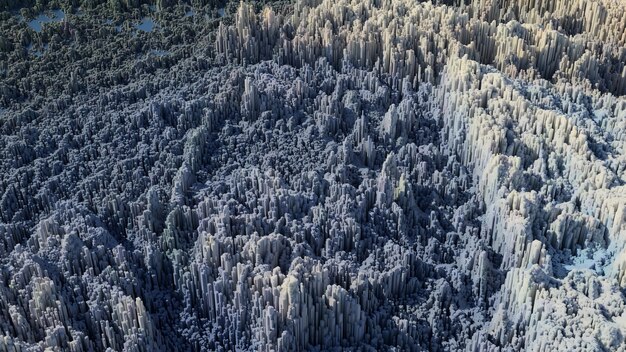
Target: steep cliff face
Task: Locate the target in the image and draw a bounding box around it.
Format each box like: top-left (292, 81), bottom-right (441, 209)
top-left (0, 0), bottom-right (625, 351)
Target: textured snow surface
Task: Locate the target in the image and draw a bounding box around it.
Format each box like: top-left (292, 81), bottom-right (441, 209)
top-left (1, 0), bottom-right (626, 351)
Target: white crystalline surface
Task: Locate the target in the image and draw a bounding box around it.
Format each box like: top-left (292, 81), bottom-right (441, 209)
top-left (1, 0), bottom-right (626, 351)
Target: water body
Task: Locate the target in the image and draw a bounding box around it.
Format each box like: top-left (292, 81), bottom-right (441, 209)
top-left (149, 49), bottom-right (169, 57)
top-left (217, 8), bottom-right (225, 17)
top-left (135, 17), bottom-right (156, 32)
top-left (27, 10), bottom-right (65, 32)
top-left (26, 43), bottom-right (48, 57)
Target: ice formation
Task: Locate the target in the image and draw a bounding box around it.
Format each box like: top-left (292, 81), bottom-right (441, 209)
top-left (0, 0), bottom-right (626, 350)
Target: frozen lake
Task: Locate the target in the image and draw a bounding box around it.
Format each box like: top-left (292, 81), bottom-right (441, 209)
top-left (149, 49), bottom-right (169, 57)
top-left (27, 9), bottom-right (65, 32)
top-left (135, 17), bottom-right (156, 32)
